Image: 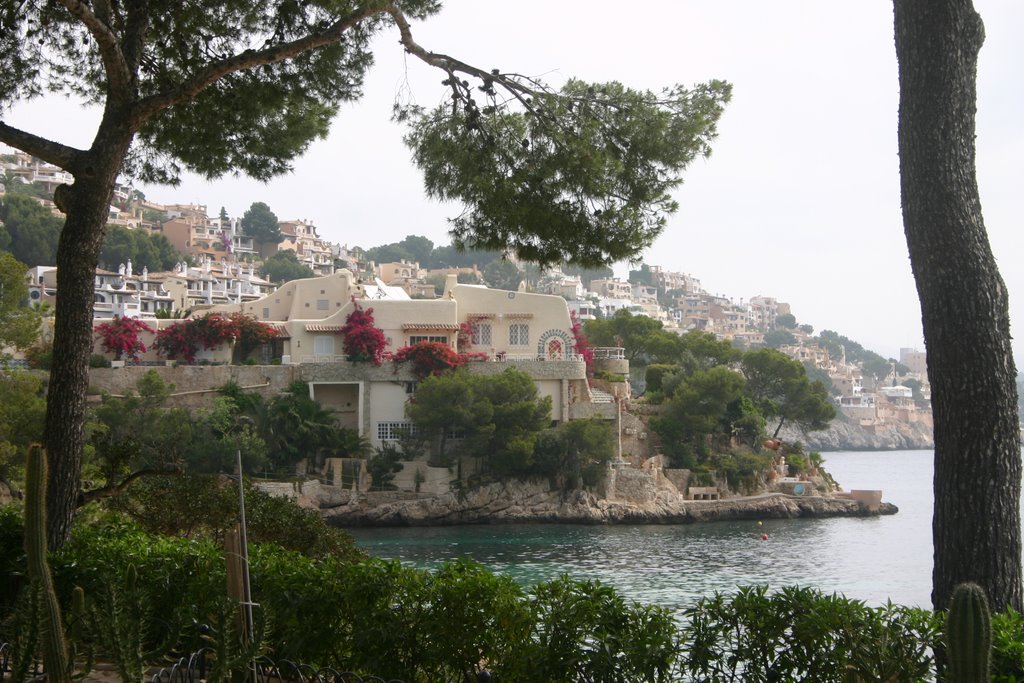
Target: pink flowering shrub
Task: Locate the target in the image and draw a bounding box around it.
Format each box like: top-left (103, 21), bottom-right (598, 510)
top-left (340, 301), bottom-right (388, 365)
top-left (392, 341), bottom-right (488, 379)
top-left (229, 312), bottom-right (279, 358)
top-left (94, 316), bottom-right (155, 361)
top-left (154, 312), bottom-right (277, 363)
top-left (457, 321), bottom-right (475, 352)
top-left (571, 312), bottom-right (595, 376)
top-left (154, 322), bottom-right (197, 362)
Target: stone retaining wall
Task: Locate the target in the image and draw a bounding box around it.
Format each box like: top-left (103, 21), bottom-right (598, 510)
top-left (88, 365), bottom-right (298, 406)
top-left (604, 467), bottom-right (659, 503)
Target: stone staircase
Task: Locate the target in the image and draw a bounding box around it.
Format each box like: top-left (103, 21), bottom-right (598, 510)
top-left (590, 388), bottom-right (615, 404)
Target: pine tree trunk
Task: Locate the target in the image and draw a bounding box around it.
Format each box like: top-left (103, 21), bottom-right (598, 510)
top-left (894, 0), bottom-right (1022, 612)
top-left (44, 124), bottom-right (133, 549)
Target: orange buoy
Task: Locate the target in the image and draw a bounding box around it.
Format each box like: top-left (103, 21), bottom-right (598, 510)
top-left (761, 533), bottom-right (769, 541)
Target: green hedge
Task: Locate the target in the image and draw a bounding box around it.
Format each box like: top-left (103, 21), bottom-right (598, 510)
top-left (4, 506), bottom-right (1024, 682)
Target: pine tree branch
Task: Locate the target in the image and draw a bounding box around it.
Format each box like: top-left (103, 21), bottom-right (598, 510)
top-left (772, 416), bottom-right (786, 439)
top-left (131, 4), bottom-right (386, 124)
top-left (77, 465), bottom-right (182, 506)
top-left (56, 0), bottom-right (133, 103)
top-left (383, 3), bottom-right (539, 109)
top-left (0, 121), bottom-right (82, 171)
top-left (122, 0), bottom-right (151, 76)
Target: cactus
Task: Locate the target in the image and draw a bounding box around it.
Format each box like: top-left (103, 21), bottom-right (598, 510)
top-left (68, 585), bottom-right (94, 677)
top-left (69, 586), bottom-right (86, 646)
top-left (8, 584), bottom-right (41, 683)
top-left (946, 582), bottom-right (992, 683)
top-left (24, 444), bottom-right (71, 682)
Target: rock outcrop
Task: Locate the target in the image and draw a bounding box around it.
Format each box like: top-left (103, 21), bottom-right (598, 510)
top-left (780, 417), bottom-right (933, 451)
top-left (322, 479), bottom-right (896, 527)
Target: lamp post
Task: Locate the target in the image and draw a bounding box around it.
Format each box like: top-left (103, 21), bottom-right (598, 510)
top-left (224, 415), bottom-right (257, 681)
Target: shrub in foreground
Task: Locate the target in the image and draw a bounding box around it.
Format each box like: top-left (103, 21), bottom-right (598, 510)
top-left (4, 508), bottom-right (1024, 682)
top-left (992, 608), bottom-right (1024, 682)
top-left (679, 585), bottom-right (941, 682)
top-left (108, 474), bottom-right (364, 563)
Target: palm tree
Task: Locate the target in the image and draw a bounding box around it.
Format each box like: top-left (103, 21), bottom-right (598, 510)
top-left (258, 382), bottom-right (341, 472)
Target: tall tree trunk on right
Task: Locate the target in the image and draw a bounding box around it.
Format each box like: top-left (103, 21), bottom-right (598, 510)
top-left (894, 0), bottom-right (1022, 612)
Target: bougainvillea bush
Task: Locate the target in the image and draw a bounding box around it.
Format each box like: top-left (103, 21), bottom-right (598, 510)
top-left (153, 321), bottom-right (198, 362)
top-left (229, 312), bottom-right (279, 359)
top-left (570, 312), bottom-right (595, 376)
top-left (94, 316), bottom-right (155, 361)
top-left (392, 341), bottom-right (488, 379)
top-left (457, 321), bottom-right (474, 352)
top-left (154, 313), bottom-right (277, 363)
top-left (340, 301), bottom-right (388, 366)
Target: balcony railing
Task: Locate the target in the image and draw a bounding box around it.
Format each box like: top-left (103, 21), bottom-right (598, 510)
top-left (291, 353), bottom-right (587, 365)
top-left (299, 355), bottom-right (348, 364)
top-left (592, 347), bottom-right (626, 360)
top-left (493, 353), bottom-right (583, 362)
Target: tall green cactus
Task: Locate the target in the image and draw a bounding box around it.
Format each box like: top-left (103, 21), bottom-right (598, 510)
top-left (24, 444), bottom-right (71, 682)
top-left (68, 585), bottom-right (94, 677)
top-left (946, 582), bottom-right (992, 683)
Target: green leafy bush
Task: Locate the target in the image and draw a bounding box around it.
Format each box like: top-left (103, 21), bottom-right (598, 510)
top-left (367, 443), bottom-right (403, 490)
top-left (42, 512), bottom-right (354, 665)
top-left (592, 369), bottom-right (627, 382)
top-left (679, 585), bottom-right (941, 682)
top-left (645, 363), bottom-right (679, 394)
top-left (992, 608), bottom-right (1024, 682)
top-left (25, 344), bottom-right (52, 369)
top-left (88, 353), bottom-right (112, 368)
top-left (108, 474), bottom-right (364, 562)
top-left (504, 575), bottom-right (676, 682)
top-left (0, 504), bottom-right (26, 617)
top-left (644, 389), bottom-right (665, 405)
top-left (50, 514), bottom-right (225, 656)
top-left (710, 449), bottom-right (773, 494)
top-left (333, 558), bottom-right (531, 680)
top-left (7, 507), bottom-right (1020, 683)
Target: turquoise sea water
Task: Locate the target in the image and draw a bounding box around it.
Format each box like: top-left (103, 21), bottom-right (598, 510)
top-left (348, 450), bottom-right (935, 611)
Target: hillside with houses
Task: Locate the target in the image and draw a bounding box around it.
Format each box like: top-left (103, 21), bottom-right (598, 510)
top-left (2, 153), bottom-right (932, 498)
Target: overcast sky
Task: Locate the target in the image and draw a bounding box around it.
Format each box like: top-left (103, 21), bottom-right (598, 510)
top-left (4, 1), bottom-right (1022, 363)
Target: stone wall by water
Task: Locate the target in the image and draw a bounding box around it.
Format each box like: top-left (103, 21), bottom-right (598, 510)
top-left (321, 472), bottom-right (895, 527)
top-left (603, 467), bottom-right (661, 503)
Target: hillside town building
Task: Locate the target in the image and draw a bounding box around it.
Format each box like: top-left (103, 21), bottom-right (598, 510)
top-left (3, 156), bottom-right (931, 453)
top-left (81, 270), bottom-right (625, 453)
top-left (273, 219), bottom-right (334, 276)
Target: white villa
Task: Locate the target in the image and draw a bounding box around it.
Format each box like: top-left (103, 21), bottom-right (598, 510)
top-left (89, 270), bottom-right (628, 456)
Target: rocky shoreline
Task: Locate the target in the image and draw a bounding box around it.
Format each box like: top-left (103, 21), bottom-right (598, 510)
top-left (780, 416), bottom-right (933, 451)
top-left (323, 479), bottom-right (897, 528)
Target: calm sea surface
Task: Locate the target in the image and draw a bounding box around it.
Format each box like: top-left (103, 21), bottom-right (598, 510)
top-left (348, 450), bottom-right (935, 610)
